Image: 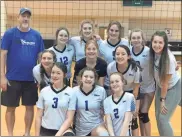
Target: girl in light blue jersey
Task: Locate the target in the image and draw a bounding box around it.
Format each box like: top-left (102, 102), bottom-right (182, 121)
top-left (33, 50), bottom-right (57, 90)
top-left (49, 27), bottom-right (75, 85)
top-left (104, 72), bottom-right (135, 136)
top-left (35, 62), bottom-right (76, 136)
top-left (70, 19), bottom-right (102, 61)
top-left (129, 29), bottom-right (155, 136)
top-left (149, 31), bottom-right (181, 136)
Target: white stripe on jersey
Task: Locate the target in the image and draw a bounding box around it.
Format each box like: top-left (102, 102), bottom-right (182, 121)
top-left (104, 92), bottom-right (135, 136)
top-left (107, 61), bottom-right (141, 91)
top-left (130, 46), bottom-right (155, 93)
top-left (49, 44), bottom-right (74, 79)
top-left (73, 85), bottom-right (107, 136)
top-left (69, 36), bottom-right (102, 61)
top-left (33, 64), bottom-right (51, 86)
top-left (154, 50), bottom-right (180, 89)
top-left (36, 86), bottom-right (76, 130)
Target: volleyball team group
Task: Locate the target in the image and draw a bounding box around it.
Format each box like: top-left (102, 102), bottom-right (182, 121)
top-left (1, 8), bottom-right (181, 136)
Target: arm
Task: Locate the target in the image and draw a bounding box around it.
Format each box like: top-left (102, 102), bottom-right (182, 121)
top-left (0, 50), bottom-right (8, 91)
top-left (133, 83), bottom-right (140, 117)
top-left (98, 77), bottom-right (105, 86)
top-left (105, 114), bottom-right (115, 136)
top-left (120, 112), bottom-right (133, 136)
top-left (35, 108), bottom-right (44, 136)
top-left (55, 110), bottom-right (75, 136)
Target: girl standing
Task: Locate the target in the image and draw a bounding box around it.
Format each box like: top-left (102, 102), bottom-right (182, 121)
top-left (49, 27), bottom-right (75, 85)
top-left (129, 29), bottom-right (155, 136)
top-left (70, 19), bottom-right (102, 61)
top-left (149, 31), bottom-right (181, 136)
top-left (99, 21), bottom-right (129, 94)
top-left (107, 45), bottom-right (142, 136)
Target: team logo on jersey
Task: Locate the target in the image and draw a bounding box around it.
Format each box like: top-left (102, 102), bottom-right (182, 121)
top-left (67, 49), bottom-right (72, 52)
top-left (64, 93), bottom-right (70, 96)
top-left (94, 94), bottom-right (100, 96)
top-left (122, 100), bottom-right (126, 103)
top-left (142, 54), bottom-right (147, 57)
top-left (129, 73), bottom-right (134, 76)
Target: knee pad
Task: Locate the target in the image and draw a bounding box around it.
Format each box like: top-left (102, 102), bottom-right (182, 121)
top-left (139, 113), bottom-right (150, 123)
top-left (131, 118), bottom-right (138, 130)
top-left (63, 132), bottom-right (75, 136)
top-left (98, 131), bottom-right (109, 136)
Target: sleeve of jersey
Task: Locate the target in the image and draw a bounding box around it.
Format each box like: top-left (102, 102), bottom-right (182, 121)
top-left (101, 88), bottom-right (107, 109)
top-left (32, 66), bottom-right (41, 84)
top-left (168, 54), bottom-right (176, 74)
top-left (103, 98), bottom-right (110, 114)
top-left (107, 64), bottom-right (111, 78)
top-left (74, 61), bottom-right (81, 76)
top-left (68, 91), bottom-right (77, 110)
top-left (39, 35), bottom-right (45, 51)
top-left (100, 60), bottom-right (107, 77)
top-left (134, 68), bottom-right (141, 83)
top-left (1, 30), bottom-right (13, 50)
top-left (36, 91), bottom-right (45, 109)
top-left (126, 95), bottom-right (136, 112)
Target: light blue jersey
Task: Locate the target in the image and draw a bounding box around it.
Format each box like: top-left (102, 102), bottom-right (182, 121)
top-left (49, 44), bottom-right (74, 79)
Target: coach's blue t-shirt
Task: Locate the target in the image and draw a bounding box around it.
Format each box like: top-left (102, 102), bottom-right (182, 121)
top-left (1, 27), bottom-right (45, 81)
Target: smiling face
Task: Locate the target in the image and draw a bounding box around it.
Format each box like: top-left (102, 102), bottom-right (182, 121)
top-left (85, 42), bottom-right (98, 59)
top-left (152, 35), bottom-right (165, 54)
top-left (81, 70), bottom-right (95, 87)
top-left (57, 29), bottom-right (69, 45)
top-left (115, 47), bottom-right (130, 65)
top-left (51, 65), bottom-right (64, 85)
top-left (81, 23), bottom-right (93, 39)
top-left (18, 12), bottom-right (31, 30)
top-left (108, 24), bottom-right (120, 40)
top-left (110, 74), bottom-right (124, 93)
top-left (131, 31), bottom-right (143, 48)
top-left (41, 52), bottom-right (55, 70)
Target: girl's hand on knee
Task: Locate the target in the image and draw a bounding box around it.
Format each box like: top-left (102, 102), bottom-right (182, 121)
top-left (160, 101), bottom-right (168, 115)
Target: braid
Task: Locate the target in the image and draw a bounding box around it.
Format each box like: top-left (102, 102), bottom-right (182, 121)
top-left (40, 64), bottom-right (47, 90)
top-left (129, 58), bottom-right (143, 72)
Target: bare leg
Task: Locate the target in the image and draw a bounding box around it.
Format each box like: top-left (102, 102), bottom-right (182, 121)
top-left (139, 99), bottom-right (145, 136)
top-left (132, 128), bottom-right (139, 136)
top-left (24, 106), bottom-right (34, 136)
top-left (5, 107), bottom-right (16, 136)
top-left (139, 92), bottom-right (154, 136)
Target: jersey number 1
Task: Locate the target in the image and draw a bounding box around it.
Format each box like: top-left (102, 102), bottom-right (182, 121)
top-left (85, 100), bottom-right (89, 111)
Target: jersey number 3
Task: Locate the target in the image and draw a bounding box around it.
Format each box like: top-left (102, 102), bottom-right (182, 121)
top-left (114, 108), bottom-right (119, 118)
top-left (52, 97), bottom-right (58, 108)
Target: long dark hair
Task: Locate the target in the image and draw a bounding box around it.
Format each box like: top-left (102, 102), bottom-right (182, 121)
top-left (149, 31), bottom-right (169, 82)
top-left (114, 45), bottom-right (142, 72)
top-left (39, 50), bottom-right (57, 90)
top-left (52, 62), bottom-right (69, 86)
